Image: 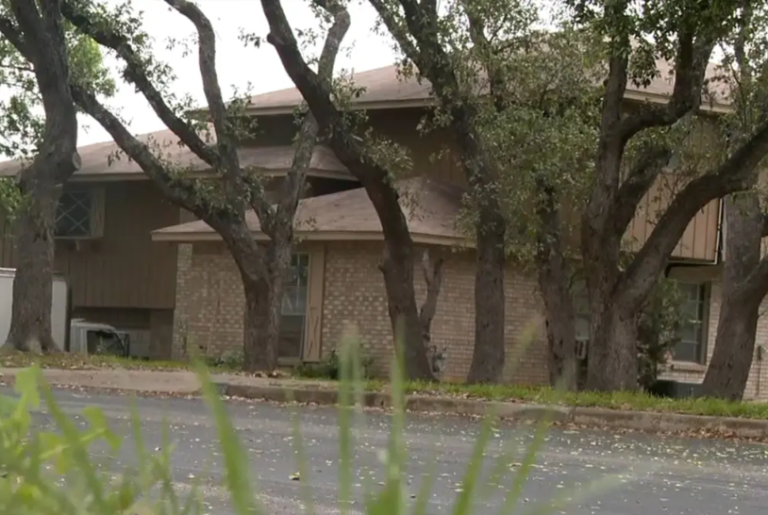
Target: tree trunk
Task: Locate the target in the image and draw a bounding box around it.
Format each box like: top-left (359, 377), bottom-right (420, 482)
top-left (467, 211), bottom-right (506, 384)
top-left (585, 302), bottom-right (639, 391)
top-left (379, 243), bottom-right (435, 381)
top-left (538, 265), bottom-right (578, 390)
top-left (6, 177), bottom-right (61, 353)
top-left (242, 273), bottom-right (281, 373)
top-left (534, 183), bottom-right (577, 390)
top-left (701, 193), bottom-right (766, 400)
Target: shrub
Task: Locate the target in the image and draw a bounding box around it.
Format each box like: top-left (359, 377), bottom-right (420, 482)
top-left (294, 348), bottom-right (375, 380)
top-left (637, 278), bottom-right (685, 391)
top-left (204, 350), bottom-right (244, 370)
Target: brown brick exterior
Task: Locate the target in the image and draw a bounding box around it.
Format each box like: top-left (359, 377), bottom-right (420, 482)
top-left (169, 241), bottom-right (768, 398)
top-left (171, 240), bottom-right (549, 385)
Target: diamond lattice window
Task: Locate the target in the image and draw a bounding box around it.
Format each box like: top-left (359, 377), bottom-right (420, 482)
top-left (55, 190), bottom-right (92, 237)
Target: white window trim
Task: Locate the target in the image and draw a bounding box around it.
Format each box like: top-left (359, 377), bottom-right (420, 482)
top-left (55, 187), bottom-right (105, 240)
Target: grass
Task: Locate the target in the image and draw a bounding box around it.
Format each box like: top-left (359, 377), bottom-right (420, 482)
top-left (392, 381), bottom-right (768, 420)
top-left (0, 350), bottom-right (239, 373)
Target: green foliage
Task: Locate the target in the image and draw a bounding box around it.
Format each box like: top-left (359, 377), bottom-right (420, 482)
top-left (637, 278), bottom-right (685, 391)
top-left (294, 347), bottom-right (375, 380)
top-left (0, 338), bottom-right (618, 514)
top-left (204, 350), bottom-right (245, 370)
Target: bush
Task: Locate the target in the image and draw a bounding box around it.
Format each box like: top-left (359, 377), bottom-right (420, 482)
top-left (204, 350), bottom-right (244, 370)
top-left (637, 278), bottom-right (685, 391)
top-left (0, 344), bottom-right (616, 514)
top-left (294, 348), bottom-right (375, 380)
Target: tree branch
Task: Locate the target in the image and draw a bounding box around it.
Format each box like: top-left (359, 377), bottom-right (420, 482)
top-left (619, 117), bottom-right (768, 307)
top-left (367, 0), bottom-right (421, 67)
top-left (462, 1), bottom-right (507, 112)
top-left (270, 0), bottom-right (350, 240)
top-left (618, 36), bottom-right (715, 142)
top-left (162, 0), bottom-right (268, 222)
top-left (609, 144), bottom-right (673, 236)
top-left (1, 0), bottom-right (80, 183)
top-left (70, 85), bottom-right (222, 220)
top-left (419, 248), bottom-right (444, 344)
top-left (260, 0), bottom-right (416, 250)
top-left (0, 17), bottom-right (31, 63)
top-left (60, 0), bottom-right (218, 167)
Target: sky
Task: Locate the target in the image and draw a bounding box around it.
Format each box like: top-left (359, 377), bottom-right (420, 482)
top-left (78, 0), bottom-right (398, 146)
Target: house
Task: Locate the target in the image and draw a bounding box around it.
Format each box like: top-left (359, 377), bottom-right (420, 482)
top-left (1, 63), bottom-right (766, 399)
top-left (149, 65), bottom-right (727, 387)
top-left (0, 133), bottom-right (360, 358)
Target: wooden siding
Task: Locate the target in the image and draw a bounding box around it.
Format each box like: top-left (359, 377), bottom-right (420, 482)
top-left (0, 181), bottom-right (180, 309)
top-left (249, 110), bottom-right (464, 185)
top-left (248, 109), bottom-right (722, 261)
top-left (625, 175), bottom-right (721, 262)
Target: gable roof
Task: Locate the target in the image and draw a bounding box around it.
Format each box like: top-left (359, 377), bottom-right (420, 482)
top-left (151, 176), bottom-right (468, 246)
top-left (0, 129), bottom-right (352, 182)
top-left (242, 61), bottom-right (730, 116)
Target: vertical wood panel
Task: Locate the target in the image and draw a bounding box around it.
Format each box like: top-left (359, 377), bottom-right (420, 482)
top-left (624, 175), bottom-right (720, 262)
top-left (0, 181), bottom-right (180, 309)
top-left (302, 243), bottom-right (326, 362)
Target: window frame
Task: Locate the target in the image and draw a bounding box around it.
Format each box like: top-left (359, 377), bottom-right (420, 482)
top-left (54, 187), bottom-right (105, 240)
top-left (671, 281), bottom-right (711, 365)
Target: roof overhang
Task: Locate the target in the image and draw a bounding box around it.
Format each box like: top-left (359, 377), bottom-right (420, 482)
top-left (235, 91), bottom-right (731, 118)
top-left (151, 228), bottom-right (471, 247)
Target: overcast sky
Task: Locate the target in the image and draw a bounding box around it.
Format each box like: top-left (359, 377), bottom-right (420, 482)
top-left (79, 0), bottom-right (397, 145)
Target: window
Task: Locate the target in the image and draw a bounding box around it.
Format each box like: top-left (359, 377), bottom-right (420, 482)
top-left (672, 282), bottom-right (709, 364)
top-left (279, 253), bottom-right (309, 359)
top-left (571, 280), bottom-right (590, 340)
top-left (55, 188), bottom-right (104, 239)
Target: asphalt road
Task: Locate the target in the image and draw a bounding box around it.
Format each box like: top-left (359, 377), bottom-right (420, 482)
top-left (6, 386), bottom-right (768, 515)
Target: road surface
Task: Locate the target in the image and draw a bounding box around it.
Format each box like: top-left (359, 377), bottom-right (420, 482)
top-left (7, 387), bottom-right (768, 515)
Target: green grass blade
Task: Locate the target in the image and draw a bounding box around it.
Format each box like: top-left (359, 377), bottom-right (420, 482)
top-left (288, 393), bottom-right (316, 515)
top-left (451, 409), bottom-right (496, 515)
top-left (195, 361), bottom-right (262, 515)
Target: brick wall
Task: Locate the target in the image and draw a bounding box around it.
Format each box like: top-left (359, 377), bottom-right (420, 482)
top-left (321, 242), bottom-right (548, 384)
top-left (170, 240), bottom-right (549, 385)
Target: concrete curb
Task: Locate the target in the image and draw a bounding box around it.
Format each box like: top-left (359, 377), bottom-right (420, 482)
top-left (217, 382), bottom-right (768, 439)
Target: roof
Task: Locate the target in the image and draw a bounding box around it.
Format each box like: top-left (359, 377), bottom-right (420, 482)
top-left (0, 129), bottom-right (352, 182)
top-left (151, 176), bottom-right (468, 246)
top-left (243, 61), bottom-right (731, 116)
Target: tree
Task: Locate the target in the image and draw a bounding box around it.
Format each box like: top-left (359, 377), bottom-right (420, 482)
top-left (261, 0), bottom-right (437, 381)
top-left (476, 25), bottom-right (601, 389)
top-left (701, 0), bottom-right (768, 400)
top-left (0, 0), bottom-right (109, 353)
top-left (59, 0), bottom-right (348, 373)
top-left (357, 0), bottom-right (520, 383)
top-left (569, 0), bottom-right (768, 391)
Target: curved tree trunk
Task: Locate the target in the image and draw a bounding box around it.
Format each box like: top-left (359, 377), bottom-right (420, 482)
top-left (701, 194), bottom-right (767, 400)
top-left (7, 178), bottom-right (61, 353)
top-left (380, 243), bottom-right (435, 381)
top-left (467, 211), bottom-right (506, 384)
top-left (0, 0), bottom-right (81, 353)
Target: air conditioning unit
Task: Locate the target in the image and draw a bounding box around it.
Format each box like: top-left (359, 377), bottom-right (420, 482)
top-left (648, 380), bottom-right (704, 399)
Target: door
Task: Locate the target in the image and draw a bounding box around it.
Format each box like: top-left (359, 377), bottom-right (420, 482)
top-left (279, 253), bottom-right (309, 359)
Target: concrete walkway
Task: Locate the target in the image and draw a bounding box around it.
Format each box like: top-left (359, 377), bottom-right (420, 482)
top-left (0, 366), bottom-right (336, 395)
